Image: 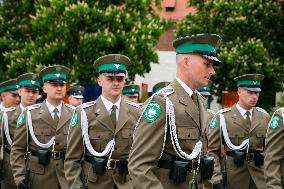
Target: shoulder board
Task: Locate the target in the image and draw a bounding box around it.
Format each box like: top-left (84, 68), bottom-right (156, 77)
top-left (158, 87), bottom-right (174, 98)
top-left (218, 108), bottom-right (231, 114)
top-left (65, 104), bottom-right (76, 110)
top-left (124, 100), bottom-right (140, 108)
top-left (81, 101), bottom-right (96, 109)
top-left (27, 103), bottom-right (41, 111)
top-left (255, 107), bottom-right (269, 115)
top-left (4, 107), bottom-right (16, 112)
top-left (195, 90), bottom-right (206, 100)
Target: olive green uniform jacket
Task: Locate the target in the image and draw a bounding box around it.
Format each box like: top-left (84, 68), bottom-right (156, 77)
top-left (1, 106), bottom-right (21, 189)
top-left (207, 105), bottom-right (270, 189)
top-left (64, 97), bottom-right (140, 189)
top-left (128, 79), bottom-right (208, 189)
top-left (264, 107), bottom-right (284, 189)
top-left (10, 101), bottom-right (73, 189)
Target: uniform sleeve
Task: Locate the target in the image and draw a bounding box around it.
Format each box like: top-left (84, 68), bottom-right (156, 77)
top-left (128, 96), bottom-right (166, 189)
top-left (207, 114), bottom-right (223, 184)
top-left (64, 109), bottom-right (84, 189)
top-left (264, 111), bottom-right (284, 189)
top-left (10, 110), bottom-right (28, 185)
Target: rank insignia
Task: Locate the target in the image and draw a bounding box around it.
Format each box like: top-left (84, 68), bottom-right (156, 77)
top-left (144, 102), bottom-right (161, 123)
top-left (70, 113), bottom-right (78, 128)
top-left (270, 116), bottom-right (281, 129)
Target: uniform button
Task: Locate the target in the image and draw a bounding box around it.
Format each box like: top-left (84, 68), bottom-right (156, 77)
top-left (115, 136), bottom-right (118, 138)
top-left (188, 134), bottom-right (190, 137)
top-left (114, 147), bottom-right (117, 150)
top-left (56, 163), bottom-right (59, 166)
top-left (56, 142), bottom-right (59, 145)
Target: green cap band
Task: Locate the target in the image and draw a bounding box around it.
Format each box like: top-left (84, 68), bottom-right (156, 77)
top-left (0, 85), bottom-right (19, 92)
top-left (237, 80), bottom-right (261, 87)
top-left (197, 86), bottom-right (210, 92)
top-left (98, 63), bottom-right (126, 73)
top-left (42, 73), bottom-right (67, 82)
top-left (176, 43), bottom-right (216, 54)
top-left (122, 88), bottom-right (139, 95)
top-left (19, 80), bottom-right (41, 88)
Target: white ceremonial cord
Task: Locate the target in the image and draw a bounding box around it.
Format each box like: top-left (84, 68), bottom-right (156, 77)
top-left (220, 113), bottom-right (249, 151)
top-left (166, 97), bottom-right (202, 160)
top-left (27, 109), bottom-right (55, 149)
top-left (80, 108), bottom-right (115, 157)
top-left (3, 109), bottom-right (13, 146)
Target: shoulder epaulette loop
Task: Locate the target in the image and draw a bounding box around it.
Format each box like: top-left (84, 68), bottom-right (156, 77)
top-left (256, 107), bottom-right (269, 115)
top-left (124, 100), bottom-right (140, 108)
top-left (4, 107), bottom-right (16, 112)
top-left (81, 101), bottom-right (96, 109)
top-left (218, 108), bottom-right (231, 114)
top-left (27, 103), bottom-right (41, 111)
top-left (65, 104), bottom-right (76, 110)
top-left (160, 87), bottom-right (174, 98)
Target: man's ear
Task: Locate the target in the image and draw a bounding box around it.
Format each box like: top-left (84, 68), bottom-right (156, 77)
top-left (42, 83), bottom-right (48, 94)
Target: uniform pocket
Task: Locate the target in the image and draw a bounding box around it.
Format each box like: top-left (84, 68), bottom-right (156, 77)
top-left (177, 127), bottom-right (200, 149)
top-left (28, 155), bottom-right (45, 175)
top-left (89, 130), bottom-right (113, 151)
top-left (228, 132), bottom-right (245, 145)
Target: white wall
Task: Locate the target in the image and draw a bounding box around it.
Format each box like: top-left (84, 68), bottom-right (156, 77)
top-left (134, 51), bottom-right (176, 90)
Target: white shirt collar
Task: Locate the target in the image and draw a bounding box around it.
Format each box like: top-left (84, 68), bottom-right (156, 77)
top-left (236, 103), bottom-right (253, 120)
top-left (101, 95), bottom-right (121, 113)
top-left (45, 100), bottom-right (63, 118)
top-left (176, 77), bottom-right (197, 97)
top-left (20, 103), bottom-right (25, 111)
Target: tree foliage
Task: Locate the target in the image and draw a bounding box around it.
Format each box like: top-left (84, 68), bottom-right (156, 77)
top-left (1, 0), bottom-right (167, 83)
top-left (176, 0), bottom-right (284, 111)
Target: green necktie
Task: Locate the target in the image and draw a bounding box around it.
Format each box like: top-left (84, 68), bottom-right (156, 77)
top-left (53, 108), bottom-right (59, 125)
top-left (245, 111), bottom-right (251, 127)
top-left (110, 105), bottom-right (117, 127)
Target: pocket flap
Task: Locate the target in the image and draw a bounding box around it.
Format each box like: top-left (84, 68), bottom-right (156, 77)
top-left (178, 127), bottom-right (199, 139)
top-left (122, 129), bottom-right (133, 138)
top-left (34, 129), bottom-right (52, 136)
top-left (89, 131), bottom-right (112, 139)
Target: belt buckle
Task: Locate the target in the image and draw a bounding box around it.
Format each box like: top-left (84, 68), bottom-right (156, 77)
top-left (107, 159), bottom-right (116, 170)
top-left (52, 151), bottom-right (61, 160)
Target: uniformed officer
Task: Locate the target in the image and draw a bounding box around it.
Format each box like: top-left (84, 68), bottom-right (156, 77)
top-left (0, 79), bottom-right (20, 110)
top-left (10, 65), bottom-right (74, 189)
top-left (66, 84), bottom-right (85, 107)
top-left (207, 74), bottom-right (270, 189)
top-left (152, 81), bottom-right (170, 94)
top-left (122, 84), bottom-right (140, 103)
top-left (128, 33), bottom-right (222, 189)
top-left (197, 83), bottom-right (215, 189)
top-left (64, 54), bottom-right (140, 189)
top-left (264, 107), bottom-right (284, 188)
top-left (0, 79), bottom-right (20, 189)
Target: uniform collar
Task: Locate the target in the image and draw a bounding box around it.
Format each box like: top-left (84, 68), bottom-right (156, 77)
top-left (45, 99), bottom-right (63, 116)
top-left (101, 95), bottom-right (121, 113)
top-left (176, 77), bottom-right (197, 97)
top-left (20, 103), bottom-right (25, 111)
top-left (236, 102), bottom-right (253, 118)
